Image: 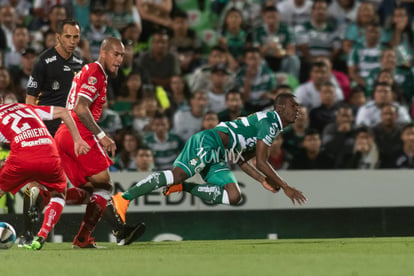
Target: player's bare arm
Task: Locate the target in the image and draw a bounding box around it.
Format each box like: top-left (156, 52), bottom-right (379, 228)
top-left (255, 140), bottom-right (307, 205)
top-left (52, 106), bottom-right (90, 156)
top-left (74, 96), bottom-right (116, 156)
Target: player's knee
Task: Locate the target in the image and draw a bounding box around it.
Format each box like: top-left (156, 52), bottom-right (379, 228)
top-left (228, 192), bottom-right (241, 206)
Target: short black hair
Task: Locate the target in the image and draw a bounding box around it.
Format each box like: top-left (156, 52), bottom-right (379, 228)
top-left (310, 61), bottom-right (328, 70)
top-left (274, 92), bottom-right (296, 106)
top-left (373, 81), bottom-right (391, 92)
top-left (402, 122), bottom-right (414, 133)
top-left (211, 45), bottom-right (227, 53)
top-left (171, 9), bottom-right (188, 19)
top-left (225, 89), bottom-right (242, 100)
top-left (244, 46), bottom-right (260, 56)
top-left (305, 128), bottom-right (320, 137)
top-left (262, 6), bottom-right (278, 13)
top-left (152, 110), bottom-right (168, 120)
top-left (137, 145), bottom-right (153, 152)
top-left (57, 19), bottom-right (80, 34)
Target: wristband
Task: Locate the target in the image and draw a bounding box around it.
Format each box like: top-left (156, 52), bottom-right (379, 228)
top-left (96, 131), bottom-right (106, 140)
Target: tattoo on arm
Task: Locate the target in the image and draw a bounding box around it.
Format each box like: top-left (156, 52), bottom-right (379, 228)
top-left (75, 96), bottom-right (102, 135)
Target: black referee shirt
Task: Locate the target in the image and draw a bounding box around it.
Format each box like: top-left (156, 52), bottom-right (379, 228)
top-left (27, 47), bottom-right (84, 107)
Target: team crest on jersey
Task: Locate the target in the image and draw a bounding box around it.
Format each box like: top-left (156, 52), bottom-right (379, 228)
top-left (52, 81), bottom-right (60, 90)
top-left (88, 77), bottom-right (97, 85)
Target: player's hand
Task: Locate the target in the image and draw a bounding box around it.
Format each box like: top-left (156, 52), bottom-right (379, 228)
top-left (282, 185), bottom-right (307, 206)
top-left (262, 176), bottom-right (281, 193)
top-left (99, 135), bottom-right (117, 157)
top-left (74, 138), bottom-right (91, 156)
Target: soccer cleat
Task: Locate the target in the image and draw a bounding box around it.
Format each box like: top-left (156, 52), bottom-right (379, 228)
top-left (163, 183), bottom-right (183, 196)
top-left (115, 222), bottom-right (146, 246)
top-left (23, 236), bottom-right (45, 251)
top-left (72, 235), bottom-right (105, 249)
top-left (112, 192), bottom-right (129, 223)
top-left (17, 231), bottom-right (33, 248)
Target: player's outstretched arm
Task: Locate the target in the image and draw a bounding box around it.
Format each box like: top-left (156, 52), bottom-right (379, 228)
top-left (255, 140), bottom-right (307, 205)
top-left (74, 96), bottom-right (116, 157)
top-left (52, 106), bottom-right (90, 156)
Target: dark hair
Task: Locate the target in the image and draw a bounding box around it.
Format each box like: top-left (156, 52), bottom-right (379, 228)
top-left (137, 145), bottom-right (153, 153)
top-left (305, 128), bottom-right (320, 137)
top-left (221, 7), bottom-right (243, 33)
top-left (373, 81), bottom-right (391, 92)
top-left (355, 125), bottom-right (373, 136)
top-left (350, 85), bottom-right (365, 95)
top-left (210, 45), bottom-right (227, 53)
top-left (171, 9), bottom-right (188, 20)
top-left (310, 61), bottom-right (328, 70)
top-left (312, 0), bottom-right (328, 9)
top-left (321, 81), bottom-right (335, 88)
top-left (391, 6), bottom-right (414, 49)
top-left (57, 19), bottom-right (80, 34)
top-left (243, 46), bottom-right (260, 56)
top-left (262, 5), bottom-right (278, 13)
top-left (225, 89), bottom-right (242, 100)
top-left (275, 84), bottom-right (292, 93)
top-left (152, 110), bottom-right (168, 120)
top-left (274, 92), bottom-right (296, 106)
top-left (402, 122), bottom-right (414, 133)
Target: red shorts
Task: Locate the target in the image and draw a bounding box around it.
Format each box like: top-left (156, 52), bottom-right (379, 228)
top-left (0, 150), bottom-right (66, 195)
top-left (55, 124), bottom-right (113, 187)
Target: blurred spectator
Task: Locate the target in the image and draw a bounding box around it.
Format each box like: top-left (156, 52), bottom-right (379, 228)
top-left (309, 81), bottom-right (339, 133)
top-left (388, 122), bottom-right (414, 168)
top-left (111, 131), bottom-right (142, 171)
top-left (169, 9), bottom-right (202, 55)
top-left (63, 0), bottom-right (90, 30)
top-left (176, 46), bottom-right (202, 75)
top-left (134, 145), bottom-right (154, 172)
top-left (218, 89), bottom-right (248, 122)
top-left (373, 103), bottom-right (403, 168)
top-left (136, 0), bottom-right (173, 43)
top-left (42, 29), bottom-right (56, 50)
top-left (0, 0), bottom-right (32, 27)
top-left (218, 0), bottom-right (262, 32)
top-left (355, 82), bottom-right (410, 127)
top-left (295, 0), bottom-right (341, 82)
top-left (268, 134), bottom-right (292, 170)
top-left (207, 63), bottom-right (230, 113)
top-left (282, 105), bottom-right (309, 157)
top-left (142, 94), bottom-right (161, 120)
top-left (121, 23), bottom-right (144, 56)
top-left (347, 21), bottom-right (383, 88)
top-left (136, 29), bottom-right (180, 89)
top-left (105, 0), bottom-right (142, 33)
top-left (382, 6), bottom-right (414, 68)
top-left (31, 4), bottom-right (66, 52)
top-left (144, 111), bottom-right (183, 170)
top-left (328, 0), bottom-right (361, 26)
top-left (97, 102), bottom-right (123, 139)
top-left (0, 67), bottom-right (15, 99)
top-left (374, 69), bottom-right (407, 107)
top-left (188, 45), bottom-right (237, 92)
top-left (294, 61), bottom-right (344, 111)
top-left (267, 84), bottom-right (293, 103)
top-left (173, 90), bottom-right (208, 141)
top-left (348, 85), bottom-right (366, 115)
top-left (322, 103), bottom-right (355, 167)
top-left (338, 126), bottom-right (381, 169)
top-left (0, 5), bottom-right (17, 51)
top-left (77, 37), bottom-right (93, 64)
top-left (32, 0), bottom-right (69, 26)
top-left (131, 101), bottom-right (151, 135)
top-left (315, 55), bottom-right (351, 100)
top-left (165, 75), bottom-right (191, 116)
top-left (236, 46), bottom-right (277, 113)
top-left (277, 0), bottom-right (313, 29)
top-left (288, 128), bottom-right (335, 169)
top-left (82, 6), bottom-right (121, 61)
top-left (342, 1), bottom-right (376, 56)
top-left (364, 48), bottom-right (414, 101)
top-left (3, 25), bottom-right (30, 71)
top-left (254, 5), bottom-right (300, 78)
top-left (218, 7), bottom-right (252, 63)
top-left (201, 111), bottom-right (219, 130)
top-left (174, 0), bottom-right (219, 56)
top-left (10, 47), bottom-right (36, 102)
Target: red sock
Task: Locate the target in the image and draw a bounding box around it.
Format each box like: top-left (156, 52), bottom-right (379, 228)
top-left (76, 194), bottom-right (108, 238)
top-left (37, 198), bottom-right (64, 239)
top-left (66, 188), bottom-right (90, 205)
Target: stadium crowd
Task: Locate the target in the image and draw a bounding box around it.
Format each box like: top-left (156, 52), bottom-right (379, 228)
top-left (1, 0), bottom-right (414, 175)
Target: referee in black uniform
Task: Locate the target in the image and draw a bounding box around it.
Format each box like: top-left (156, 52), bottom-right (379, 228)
top-left (26, 19), bottom-right (83, 136)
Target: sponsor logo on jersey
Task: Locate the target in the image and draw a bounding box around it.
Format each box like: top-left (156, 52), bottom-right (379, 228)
top-left (52, 81), bottom-right (60, 90)
top-left (88, 76), bottom-right (97, 85)
top-left (81, 83), bottom-right (97, 93)
top-left (45, 55), bottom-right (57, 64)
top-left (27, 76), bottom-right (38, 88)
top-left (63, 65), bottom-right (71, 71)
top-left (72, 56), bottom-right (83, 64)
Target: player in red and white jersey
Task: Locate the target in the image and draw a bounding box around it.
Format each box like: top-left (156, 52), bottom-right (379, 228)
top-left (0, 103), bottom-right (90, 250)
top-left (55, 37), bottom-right (129, 249)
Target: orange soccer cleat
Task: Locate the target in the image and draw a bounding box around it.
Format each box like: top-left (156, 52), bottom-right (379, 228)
top-left (112, 192), bottom-right (130, 223)
top-left (163, 183), bottom-right (183, 196)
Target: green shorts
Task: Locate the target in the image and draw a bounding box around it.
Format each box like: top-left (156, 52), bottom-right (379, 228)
top-left (173, 129), bottom-right (237, 187)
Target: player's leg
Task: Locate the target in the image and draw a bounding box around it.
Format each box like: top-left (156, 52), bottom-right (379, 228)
top-left (165, 164), bottom-right (241, 205)
top-left (72, 170), bottom-right (112, 249)
top-left (19, 182), bottom-right (51, 247)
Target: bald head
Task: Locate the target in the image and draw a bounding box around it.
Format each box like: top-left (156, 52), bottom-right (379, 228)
top-left (101, 37), bottom-right (123, 52)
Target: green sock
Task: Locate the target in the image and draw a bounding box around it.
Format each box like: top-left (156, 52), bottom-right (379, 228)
top-left (123, 172), bottom-right (168, 200)
top-left (183, 182), bottom-right (225, 204)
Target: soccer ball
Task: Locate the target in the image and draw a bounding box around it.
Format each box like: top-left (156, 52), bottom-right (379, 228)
top-left (0, 222), bottom-right (16, 249)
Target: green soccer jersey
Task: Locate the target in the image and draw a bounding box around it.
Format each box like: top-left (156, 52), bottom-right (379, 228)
top-left (295, 21), bottom-right (341, 56)
top-left (145, 132), bottom-right (184, 170)
top-left (253, 23), bottom-right (294, 48)
top-left (215, 110), bottom-right (284, 154)
top-left (347, 43), bottom-right (382, 78)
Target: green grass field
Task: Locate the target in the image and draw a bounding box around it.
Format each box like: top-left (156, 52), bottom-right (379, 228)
top-left (2, 238), bottom-right (414, 276)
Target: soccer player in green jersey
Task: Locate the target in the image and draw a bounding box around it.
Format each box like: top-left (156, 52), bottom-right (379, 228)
top-left (121, 93), bottom-right (307, 206)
